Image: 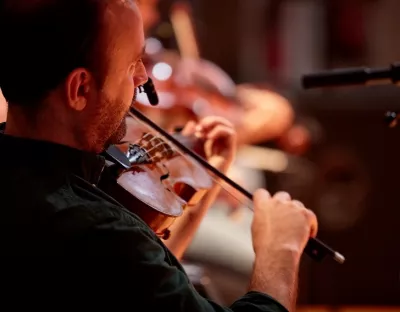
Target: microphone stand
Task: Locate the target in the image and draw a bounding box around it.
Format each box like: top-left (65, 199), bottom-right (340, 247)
top-left (302, 62), bottom-right (400, 89)
top-left (301, 62), bottom-right (400, 128)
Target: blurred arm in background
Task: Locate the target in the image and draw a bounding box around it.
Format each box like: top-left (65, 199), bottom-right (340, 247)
top-left (235, 84), bottom-right (294, 146)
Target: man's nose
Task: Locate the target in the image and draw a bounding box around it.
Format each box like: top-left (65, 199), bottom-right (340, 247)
top-left (135, 62), bottom-right (149, 88)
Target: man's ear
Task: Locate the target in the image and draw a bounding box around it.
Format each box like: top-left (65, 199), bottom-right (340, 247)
top-left (65, 69), bottom-right (93, 111)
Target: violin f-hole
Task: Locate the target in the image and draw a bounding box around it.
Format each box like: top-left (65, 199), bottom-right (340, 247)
top-left (160, 172), bottom-right (170, 181)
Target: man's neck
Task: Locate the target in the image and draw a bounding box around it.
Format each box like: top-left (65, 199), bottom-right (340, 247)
top-left (5, 109), bottom-right (82, 150)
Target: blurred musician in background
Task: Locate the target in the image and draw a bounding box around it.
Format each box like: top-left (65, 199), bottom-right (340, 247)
top-left (134, 0), bottom-right (295, 145)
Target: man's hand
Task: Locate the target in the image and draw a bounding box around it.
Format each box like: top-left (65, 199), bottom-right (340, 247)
top-left (249, 189), bottom-right (318, 311)
top-left (252, 189), bottom-right (318, 259)
top-left (162, 116), bottom-right (236, 258)
top-left (181, 116), bottom-right (237, 173)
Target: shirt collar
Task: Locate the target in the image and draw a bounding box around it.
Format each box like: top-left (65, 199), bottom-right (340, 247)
top-left (0, 123), bottom-right (106, 184)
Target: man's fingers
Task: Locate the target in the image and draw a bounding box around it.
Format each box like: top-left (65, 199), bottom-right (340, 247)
top-left (196, 116), bottom-right (234, 132)
top-left (205, 125), bottom-right (236, 141)
top-left (253, 189), bottom-right (272, 210)
top-left (303, 209), bottom-right (318, 238)
top-left (273, 191), bottom-right (291, 202)
top-left (181, 120), bottom-right (197, 136)
top-left (292, 200), bottom-right (304, 208)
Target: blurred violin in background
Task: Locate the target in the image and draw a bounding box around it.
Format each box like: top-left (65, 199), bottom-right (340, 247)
top-left (131, 1), bottom-right (294, 146)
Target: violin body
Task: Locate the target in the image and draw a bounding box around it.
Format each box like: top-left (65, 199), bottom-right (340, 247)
top-left (98, 165), bottom-right (181, 239)
top-left (99, 130), bottom-right (212, 240)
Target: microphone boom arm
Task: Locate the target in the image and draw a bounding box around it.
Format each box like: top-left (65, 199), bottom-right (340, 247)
top-left (302, 62), bottom-right (400, 89)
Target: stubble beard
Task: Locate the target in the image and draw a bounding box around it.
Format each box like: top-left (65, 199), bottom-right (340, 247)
top-left (105, 118), bottom-right (127, 147)
top-left (103, 88), bottom-right (138, 148)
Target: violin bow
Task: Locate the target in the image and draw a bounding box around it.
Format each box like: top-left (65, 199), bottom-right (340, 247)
top-left (128, 104), bottom-right (345, 265)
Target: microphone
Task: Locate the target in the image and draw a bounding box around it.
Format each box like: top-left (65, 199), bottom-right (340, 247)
top-left (302, 62), bottom-right (400, 89)
top-left (142, 77), bottom-right (159, 105)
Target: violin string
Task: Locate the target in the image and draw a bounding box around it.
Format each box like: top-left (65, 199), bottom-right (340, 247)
top-left (137, 131), bottom-right (177, 163)
top-left (141, 132), bottom-right (154, 141)
top-left (136, 131), bottom-right (196, 163)
top-left (141, 135), bottom-right (173, 162)
top-left (147, 142), bottom-right (170, 162)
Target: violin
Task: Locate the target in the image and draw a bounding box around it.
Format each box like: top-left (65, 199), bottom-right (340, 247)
top-left (99, 125), bottom-right (212, 240)
top-left (99, 79), bottom-right (345, 264)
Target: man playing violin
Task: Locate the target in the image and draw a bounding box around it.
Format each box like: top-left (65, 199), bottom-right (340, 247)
top-left (0, 1), bottom-right (318, 311)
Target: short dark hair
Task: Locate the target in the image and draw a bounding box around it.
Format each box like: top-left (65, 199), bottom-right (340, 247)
top-left (0, 0), bottom-right (106, 107)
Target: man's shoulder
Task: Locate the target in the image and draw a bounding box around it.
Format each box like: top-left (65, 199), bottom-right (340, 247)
top-left (51, 190), bottom-right (153, 238)
top-left (23, 180), bottom-right (163, 256)
top-left (44, 177), bottom-right (154, 237)
top-left (0, 164), bottom-right (154, 237)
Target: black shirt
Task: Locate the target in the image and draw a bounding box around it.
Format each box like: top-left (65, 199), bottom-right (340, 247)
top-left (0, 130), bottom-right (287, 311)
